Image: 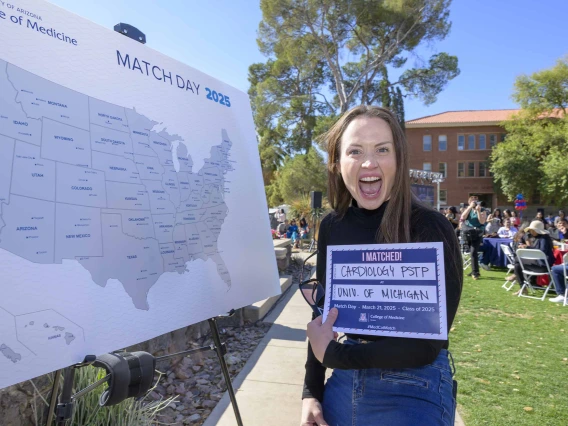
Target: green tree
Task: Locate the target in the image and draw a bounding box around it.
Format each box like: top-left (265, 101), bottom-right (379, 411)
top-left (491, 57), bottom-right (568, 204)
top-left (251, 0), bottom-right (459, 200)
top-left (273, 149), bottom-right (328, 204)
top-left (254, 0), bottom-right (459, 114)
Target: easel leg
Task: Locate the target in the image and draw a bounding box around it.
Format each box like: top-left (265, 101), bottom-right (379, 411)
top-left (208, 317), bottom-right (244, 426)
top-left (46, 369), bottom-right (63, 426)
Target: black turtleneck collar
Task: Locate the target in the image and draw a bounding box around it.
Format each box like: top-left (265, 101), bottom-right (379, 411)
top-left (347, 199), bottom-right (389, 228)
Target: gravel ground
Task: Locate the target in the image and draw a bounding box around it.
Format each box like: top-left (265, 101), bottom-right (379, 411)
top-left (151, 258), bottom-right (310, 425)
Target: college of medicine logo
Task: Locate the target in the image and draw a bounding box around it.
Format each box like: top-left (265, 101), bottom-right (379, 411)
top-left (359, 313), bottom-right (368, 323)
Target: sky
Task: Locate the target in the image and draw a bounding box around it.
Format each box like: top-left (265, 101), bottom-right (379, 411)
top-left (48, 0), bottom-right (568, 121)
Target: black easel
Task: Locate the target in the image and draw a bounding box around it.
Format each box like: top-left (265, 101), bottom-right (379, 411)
top-left (45, 311), bottom-right (244, 426)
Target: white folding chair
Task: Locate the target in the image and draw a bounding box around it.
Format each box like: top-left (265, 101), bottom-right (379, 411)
top-left (563, 253), bottom-right (568, 307)
top-left (460, 234), bottom-right (471, 271)
top-left (516, 249), bottom-right (556, 301)
top-left (501, 244), bottom-right (517, 291)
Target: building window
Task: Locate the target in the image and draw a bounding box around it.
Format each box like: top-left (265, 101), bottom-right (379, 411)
top-left (468, 135), bottom-right (475, 150)
top-left (479, 134), bottom-right (486, 150)
top-left (490, 134), bottom-right (497, 147)
top-left (423, 162), bottom-right (432, 171)
top-left (467, 162), bottom-right (475, 177)
top-left (458, 135), bottom-right (465, 151)
top-left (438, 135), bottom-right (447, 151)
top-left (439, 190), bottom-right (447, 205)
top-left (439, 162), bottom-right (447, 177)
top-left (479, 161), bottom-right (487, 177)
top-left (457, 162), bottom-right (465, 177)
top-left (423, 135), bottom-right (432, 151)
top-left (501, 133), bottom-right (506, 142)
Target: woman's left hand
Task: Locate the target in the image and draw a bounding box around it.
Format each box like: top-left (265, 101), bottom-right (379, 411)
top-left (306, 308), bottom-right (338, 363)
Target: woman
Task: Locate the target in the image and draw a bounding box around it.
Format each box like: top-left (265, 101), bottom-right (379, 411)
top-left (534, 211), bottom-right (546, 225)
top-left (510, 210), bottom-right (521, 227)
top-left (503, 209), bottom-right (512, 221)
top-left (487, 208), bottom-right (502, 223)
top-left (287, 219), bottom-right (299, 246)
top-left (275, 208), bottom-right (286, 223)
top-left (298, 217), bottom-right (310, 248)
top-left (460, 197), bottom-right (487, 280)
top-left (302, 106), bottom-right (462, 426)
top-left (446, 206), bottom-right (460, 230)
top-left (512, 221), bottom-right (554, 295)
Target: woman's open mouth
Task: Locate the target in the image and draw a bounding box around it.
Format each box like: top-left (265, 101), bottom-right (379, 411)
top-left (358, 176), bottom-right (382, 199)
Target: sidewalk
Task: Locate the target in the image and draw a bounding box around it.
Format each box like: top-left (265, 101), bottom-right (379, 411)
top-left (204, 282), bottom-right (465, 426)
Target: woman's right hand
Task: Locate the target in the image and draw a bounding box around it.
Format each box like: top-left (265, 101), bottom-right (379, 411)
top-left (301, 398), bottom-right (328, 426)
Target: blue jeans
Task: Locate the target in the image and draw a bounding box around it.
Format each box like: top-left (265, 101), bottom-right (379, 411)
top-left (551, 264), bottom-right (568, 295)
top-left (322, 341), bottom-right (456, 426)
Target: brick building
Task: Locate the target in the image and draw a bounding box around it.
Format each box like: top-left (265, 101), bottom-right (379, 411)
top-left (405, 110), bottom-right (519, 210)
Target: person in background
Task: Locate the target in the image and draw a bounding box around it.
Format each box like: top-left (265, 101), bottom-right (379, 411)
top-left (286, 219), bottom-right (299, 245)
top-left (550, 264), bottom-right (568, 303)
top-left (510, 210), bottom-right (521, 227)
top-left (277, 219), bottom-right (289, 238)
top-left (275, 208), bottom-right (286, 224)
top-left (297, 217), bottom-right (310, 248)
top-left (485, 211), bottom-right (501, 237)
top-left (547, 223), bottom-right (560, 240)
top-left (553, 219), bottom-right (568, 242)
top-left (534, 211), bottom-right (546, 225)
top-left (446, 206), bottom-right (460, 230)
top-left (461, 196), bottom-right (487, 280)
top-left (554, 210), bottom-right (566, 226)
top-left (498, 219), bottom-right (518, 238)
top-left (487, 208), bottom-right (502, 224)
top-left (546, 213), bottom-right (555, 225)
top-left (550, 223), bottom-right (568, 302)
top-left (512, 221), bottom-right (555, 295)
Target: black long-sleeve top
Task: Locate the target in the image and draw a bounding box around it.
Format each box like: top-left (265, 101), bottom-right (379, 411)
top-left (302, 201), bottom-right (463, 402)
top-left (530, 234), bottom-right (555, 267)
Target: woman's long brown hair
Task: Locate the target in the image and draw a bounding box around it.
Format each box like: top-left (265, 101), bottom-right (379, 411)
top-left (319, 105), bottom-right (413, 243)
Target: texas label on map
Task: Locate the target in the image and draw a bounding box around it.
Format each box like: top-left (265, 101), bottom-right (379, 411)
top-left (0, 57), bottom-right (234, 313)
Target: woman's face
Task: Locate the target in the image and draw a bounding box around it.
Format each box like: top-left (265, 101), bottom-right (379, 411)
top-left (339, 116), bottom-right (397, 210)
top-left (537, 212), bottom-right (543, 219)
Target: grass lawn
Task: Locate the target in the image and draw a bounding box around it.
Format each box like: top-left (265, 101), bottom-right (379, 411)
top-left (451, 268), bottom-right (568, 425)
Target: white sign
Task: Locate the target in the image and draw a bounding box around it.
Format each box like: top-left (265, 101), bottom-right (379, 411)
top-left (0, 0), bottom-right (280, 389)
top-left (323, 243), bottom-right (448, 339)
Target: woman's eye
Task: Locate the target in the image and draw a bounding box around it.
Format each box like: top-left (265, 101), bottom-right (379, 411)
top-left (349, 149), bottom-right (361, 155)
top-left (378, 147), bottom-right (389, 154)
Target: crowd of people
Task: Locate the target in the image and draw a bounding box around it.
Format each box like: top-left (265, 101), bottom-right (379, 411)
top-left (441, 197), bottom-right (568, 303)
top-left (273, 209), bottom-right (311, 248)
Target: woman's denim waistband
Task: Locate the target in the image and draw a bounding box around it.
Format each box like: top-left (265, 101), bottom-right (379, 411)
top-left (344, 337), bottom-right (453, 373)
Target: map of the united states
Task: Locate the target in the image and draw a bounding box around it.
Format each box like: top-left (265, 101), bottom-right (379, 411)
top-left (0, 59), bottom-right (233, 311)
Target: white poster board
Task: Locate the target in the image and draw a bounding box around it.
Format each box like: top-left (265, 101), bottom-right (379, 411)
top-left (0, 0), bottom-right (280, 389)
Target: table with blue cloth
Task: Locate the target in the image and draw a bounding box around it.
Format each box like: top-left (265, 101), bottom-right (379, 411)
top-left (480, 238), bottom-right (513, 268)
